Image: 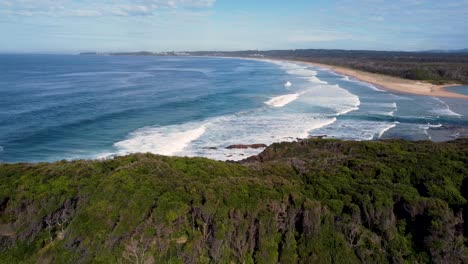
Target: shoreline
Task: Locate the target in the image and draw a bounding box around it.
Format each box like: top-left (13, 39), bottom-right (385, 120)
top-left (301, 61), bottom-right (468, 99)
top-left (230, 56), bottom-right (468, 99)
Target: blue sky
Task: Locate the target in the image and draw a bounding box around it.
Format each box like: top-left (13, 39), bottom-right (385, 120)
top-left (1, 0), bottom-right (467, 53)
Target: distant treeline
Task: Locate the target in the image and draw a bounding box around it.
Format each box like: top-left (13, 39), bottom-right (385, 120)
top-left (185, 49), bottom-right (468, 85)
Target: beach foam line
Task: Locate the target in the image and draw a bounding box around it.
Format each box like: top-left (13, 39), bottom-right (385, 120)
top-left (432, 97), bottom-right (462, 117)
top-left (377, 123), bottom-right (398, 139)
top-left (318, 68), bottom-right (386, 92)
top-left (297, 83), bottom-right (361, 116)
top-left (326, 84), bottom-right (361, 115)
top-left (114, 124), bottom-right (207, 156)
top-left (304, 76), bottom-right (328, 85)
top-left (271, 60), bottom-right (329, 84)
top-left (386, 109), bottom-right (397, 116)
top-left (287, 68), bottom-right (318, 76)
top-left (265, 93), bottom-right (300, 108)
top-left (366, 102), bottom-right (397, 108)
top-left (342, 75), bottom-right (385, 92)
top-left (366, 102), bottom-right (398, 116)
top-left (336, 105), bottom-right (360, 116)
top-left (310, 117), bottom-right (337, 132)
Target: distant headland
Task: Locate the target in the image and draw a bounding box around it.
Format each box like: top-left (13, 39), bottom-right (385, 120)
top-left (81, 48), bottom-right (468, 98)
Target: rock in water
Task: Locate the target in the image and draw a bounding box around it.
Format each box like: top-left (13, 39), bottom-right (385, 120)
top-left (226, 144), bottom-right (268, 149)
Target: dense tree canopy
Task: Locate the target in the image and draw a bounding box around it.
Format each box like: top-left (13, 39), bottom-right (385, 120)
top-left (0, 139), bottom-right (467, 263)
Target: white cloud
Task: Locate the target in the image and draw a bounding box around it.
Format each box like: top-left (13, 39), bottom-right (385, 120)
top-left (110, 5), bottom-right (153, 16)
top-left (0, 0), bottom-right (217, 17)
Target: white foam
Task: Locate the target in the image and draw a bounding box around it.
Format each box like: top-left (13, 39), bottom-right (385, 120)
top-left (431, 97), bottom-right (462, 117)
top-left (265, 93), bottom-right (300, 108)
top-left (255, 60), bottom-right (362, 116)
top-left (274, 61), bottom-right (361, 115)
top-left (428, 123), bottom-right (443, 128)
top-left (312, 119), bottom-right (398, 141)
top-left (420, 123), bottom-right (444, 140)
top-left (271, 60), bottom-right (329, 84)
top-left (284, 81), bottom-right (292, 88)
top-left (304, 76), bottom-right (328, 84)
top-left (181, 113), bottom-right (337, 161)
top-left (337, 106), bottom-right (360, 116)
top-left (366, 102), bottom-right (398, 116)
top-left (98, 60), bottom-right (367, 161)
top-left (347, 78), bottom-right (385, 92)
top-left (108, 111), bottom-right (338, 161)
top-left (377, 123), bottom-right (397, 139)
top-left (318, 70), bottom-right (387, 92)
top-left (323, 69), bottom-right (382, 91)
top-left (287, 68), bottom-right (318, 76)
top-left (113, 124), bottom-right (207, 156)
top-left (369, 110), bottom-right (396, 116)
top-left (299, 84), bottom-right (361, 116)
top-left (266, 60), bottom-right (359, 113)
top-left (422, 125), bottom-right (432, 139)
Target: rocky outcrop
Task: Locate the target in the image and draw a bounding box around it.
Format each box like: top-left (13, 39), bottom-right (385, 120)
top-left (226, 144), bottom-right (267, 149)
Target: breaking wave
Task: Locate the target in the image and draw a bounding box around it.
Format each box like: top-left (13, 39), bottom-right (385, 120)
top-left (265, 93), bottom-right (301, 108)
top-left (431, 97), bottom-right (462, 117)
top-left (112, 124), bottom-right (207, 156)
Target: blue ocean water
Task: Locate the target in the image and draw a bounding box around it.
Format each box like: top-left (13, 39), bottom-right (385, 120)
top-left (447, 85), bottom-right (468, 96)
top-left (0, 55), bottom-right (466, 162)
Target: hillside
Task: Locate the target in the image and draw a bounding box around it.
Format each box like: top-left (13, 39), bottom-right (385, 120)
top-left (1, 139), bottom-right (468, 263)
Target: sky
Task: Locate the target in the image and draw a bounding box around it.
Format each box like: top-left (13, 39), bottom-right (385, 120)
top-left (0, 0), bottom-right (468, 53)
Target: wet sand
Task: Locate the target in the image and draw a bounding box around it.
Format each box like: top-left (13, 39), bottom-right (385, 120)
top-left (294, 60), bottom-right (468, 99)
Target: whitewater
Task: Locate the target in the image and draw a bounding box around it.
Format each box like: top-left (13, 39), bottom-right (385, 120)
top-left (0, 55), bottom-right (465, 162)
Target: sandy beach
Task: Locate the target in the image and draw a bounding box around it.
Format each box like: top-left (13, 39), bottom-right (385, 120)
top-left (289, 60), bottom-right (468, 99)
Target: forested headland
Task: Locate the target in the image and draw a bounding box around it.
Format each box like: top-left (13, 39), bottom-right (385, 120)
top-left (1, 139), bottom-right (468, 263)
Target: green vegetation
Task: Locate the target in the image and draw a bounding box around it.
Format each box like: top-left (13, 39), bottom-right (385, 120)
top-left (1, 139), bottom-right (467, 263)
top-left (186, 50), bottom-right (468, 85)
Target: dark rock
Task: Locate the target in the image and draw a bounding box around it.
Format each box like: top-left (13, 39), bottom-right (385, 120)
top-left (226, 144), bottom-right (268, 149)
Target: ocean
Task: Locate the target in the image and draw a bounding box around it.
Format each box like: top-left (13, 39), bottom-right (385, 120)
top-left (0, 54), bottom-right (467, 162)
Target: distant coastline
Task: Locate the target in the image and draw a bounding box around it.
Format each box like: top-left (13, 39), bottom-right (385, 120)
top-left (215, 55), bottom-right (468, 99)
top-left (80, 50), bottom-right (468, 99)
top-left (286, 60), bottom-right (468, 99)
